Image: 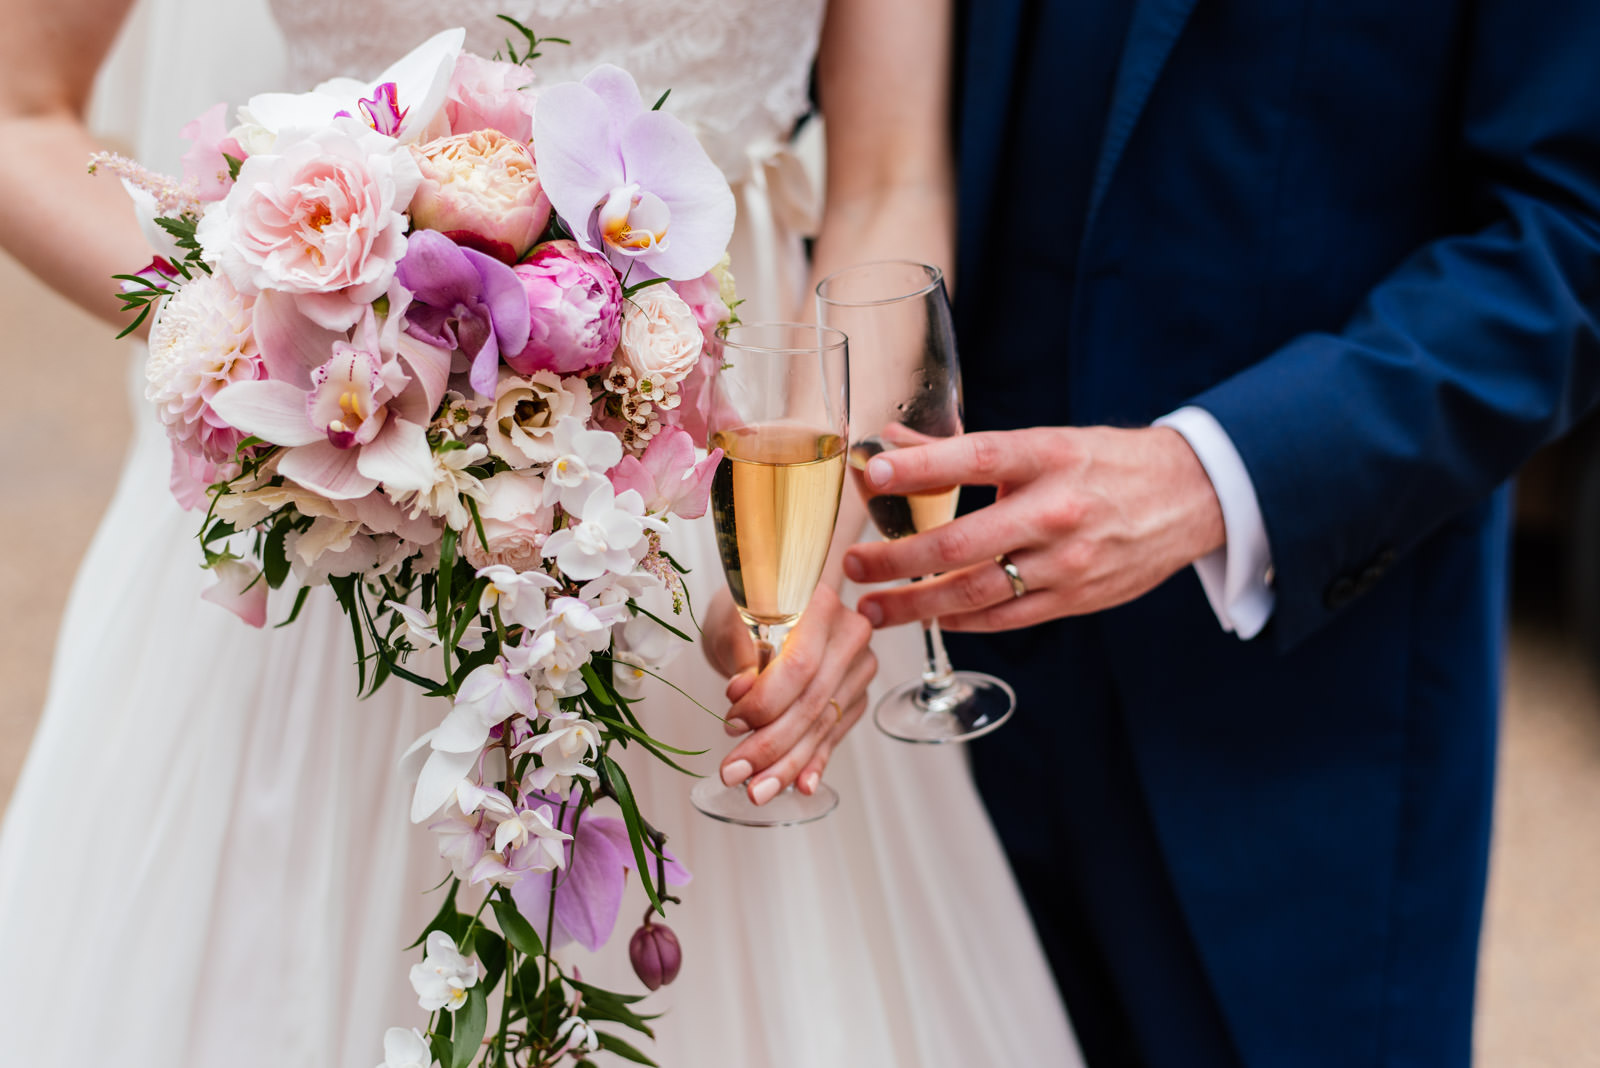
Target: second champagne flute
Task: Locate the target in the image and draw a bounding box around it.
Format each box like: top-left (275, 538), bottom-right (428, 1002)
top-left (690, 323), bottom-right (850, 826)
top-left (817, 261), bottom-right (1016, 744)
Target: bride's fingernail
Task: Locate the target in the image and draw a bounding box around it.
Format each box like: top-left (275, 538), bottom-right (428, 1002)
top-left (750, 778), bottom-right (781, 805)
top-left (802, 772), bottom-right (820, 794)
top-left (724, 718), bottom-right (749, 736)
top-left (721, 759), bottom-right (753, 787)
top-left (867, 456), bottom-right (893, 488)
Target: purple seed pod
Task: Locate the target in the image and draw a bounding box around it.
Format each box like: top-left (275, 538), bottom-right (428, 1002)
top-left (629, 912), bottom-right (683, 991)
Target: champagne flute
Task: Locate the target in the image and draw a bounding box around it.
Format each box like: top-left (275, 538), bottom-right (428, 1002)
top-left (690, 322), bottom-right (850, 826)
top-left (816, 261), bottom-right (1016, 743)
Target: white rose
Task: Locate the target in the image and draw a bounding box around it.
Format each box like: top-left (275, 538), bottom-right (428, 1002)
top-left (618, 287), bottom-right (704, 390)
top-left (485, 371), bottom-right (591, 468)
top-left (460, 470), bottom-right (555, 573)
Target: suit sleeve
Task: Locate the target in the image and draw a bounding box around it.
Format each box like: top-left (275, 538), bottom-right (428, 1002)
top-left (1189, 1), bottom-right (1600, 649)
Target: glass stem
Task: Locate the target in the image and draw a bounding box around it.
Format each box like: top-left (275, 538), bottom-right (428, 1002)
top-left (913, 577), bottom-right (958, 708)
top-left (750, 622), bottom-right (778, 672)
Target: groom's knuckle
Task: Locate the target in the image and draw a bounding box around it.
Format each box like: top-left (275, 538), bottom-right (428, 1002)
top-left (967, 433), bottom-right (1002, 478)
top-left (954, 566), bottom-right (992, 608)
top-left (934, 524), bottom-right (973, 568)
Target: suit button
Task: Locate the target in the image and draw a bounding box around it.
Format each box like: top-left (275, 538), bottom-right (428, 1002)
top-left (1324, 576), bottom-right (1357, 610)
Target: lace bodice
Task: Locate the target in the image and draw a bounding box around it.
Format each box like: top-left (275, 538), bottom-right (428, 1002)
top-left (267, 0), bottom-right (825, 183)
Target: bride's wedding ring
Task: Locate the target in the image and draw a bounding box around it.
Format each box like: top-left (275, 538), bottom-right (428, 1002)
top-left (828, 698), bottom-right (844, 724)
top-left (997, 554), bottom-right (1028, 599)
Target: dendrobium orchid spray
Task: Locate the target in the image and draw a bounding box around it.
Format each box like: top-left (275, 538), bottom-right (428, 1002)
top-left (92, 18), bottom-right (738, 1067)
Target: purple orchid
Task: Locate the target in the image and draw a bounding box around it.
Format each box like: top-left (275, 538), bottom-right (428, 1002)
top-left (511, 798), bottom-right (691, 953)
top-left (533, 65), bottom-right (735, 281)
top-left (396, 229), bottom-right (532, 397)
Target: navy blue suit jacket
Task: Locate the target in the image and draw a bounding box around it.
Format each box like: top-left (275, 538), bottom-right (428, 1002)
top-left (952, 1), bottom-right (1600, 1065)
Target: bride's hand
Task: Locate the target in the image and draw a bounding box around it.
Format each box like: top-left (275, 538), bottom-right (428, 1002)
top-left (703, 585), bottom-right (876, 803)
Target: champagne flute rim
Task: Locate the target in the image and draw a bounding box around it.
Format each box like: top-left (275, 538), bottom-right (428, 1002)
top-left (815, 260), bottom-right (944, 307)
top-left (722, 321), bottom-right (848, 356)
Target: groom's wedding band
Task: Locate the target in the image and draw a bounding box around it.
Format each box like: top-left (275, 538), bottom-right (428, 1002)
top-left (828, 698), bottom-right (843, 724)
top-left (997, 554), bottom-right (1028, 599)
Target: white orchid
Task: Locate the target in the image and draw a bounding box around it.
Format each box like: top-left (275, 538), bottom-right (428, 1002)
top-left (376, 1027), bottom-right (437, 1068)
top-left (397, 442), bottom-right (490, 531)
top-left (555, 1016), bottom-right (601, 1055)
top-left (477, 564), bottom-right (559, 630)
top-left (427, 814), bottom-right (486, 881)
top-left (540, 416), bottom-right (624, 517)
top-left (514, 596), bottom-right (621, 695)
top-left (525, 715), bottom-right (601, 778)
top-left (408, 930), bottom-right (479, 1013)
top-left (492, 803), bottom-right (571, 867)
top-left (432, 660), bottom-right (535, 753)
top-left (387, 601), bottom-right (487, 652)
top-left (541, 481), bottom-right (652, 581)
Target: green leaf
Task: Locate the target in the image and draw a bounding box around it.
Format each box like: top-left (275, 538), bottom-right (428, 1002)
top-left (628, 601), bottom-right (693, 643)
top-left (580, 661), bottom-right (615, 707)
top-left (407, 882), bottom-right (462, 949)
top-left (595, 1031), bottom-right (659, 1065)
top-left (263, 520), bottom-right (291, 588)
top-left (275, 585), bottom-right (312, 628)
top-left (464, 496), bottom-right (491, 558)
top-left (600, 757), bottom-right (661, 912)
top-left (430, 1029), bottom-right (453, 1066)
top-left (622, 275), bottom-right (672, 299)
top-left (491, 890), bottom-right (545, 960)
top-left (474, 928), bottom-right (507, 992)
top-left (651, 88), bottom-right (671, 112)
top-left (222, 153), bottom-right (244, 181)
top-left (567, 979), bottom-right (657, 1037)
top-left (450, 985), bottom-right (488, 1068)
top-left (592, 711), bottom-right (705, 758)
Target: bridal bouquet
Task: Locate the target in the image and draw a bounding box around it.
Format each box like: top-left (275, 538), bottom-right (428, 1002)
top-left (94, 20), bottom-right (737, 1068)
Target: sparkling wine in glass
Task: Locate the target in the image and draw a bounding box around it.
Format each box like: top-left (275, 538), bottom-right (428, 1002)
top-left (818, 261), bottom-right (1016, 744)
top-left (691, 323), bottom-right (849, 826)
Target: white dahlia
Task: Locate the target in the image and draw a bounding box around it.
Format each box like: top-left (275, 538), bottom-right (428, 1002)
top-left (145, 273), bottom-right (263, 463)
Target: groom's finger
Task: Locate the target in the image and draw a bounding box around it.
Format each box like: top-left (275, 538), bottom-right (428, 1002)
top-left (844, 500), bottom-right (1030, 585)
top-left (855, 556), bottom-right (1017, 629)
top-left (856, 430), bottom-right (1039, 494)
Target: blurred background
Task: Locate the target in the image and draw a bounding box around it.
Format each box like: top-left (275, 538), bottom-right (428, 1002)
top-left (3, 235), bottom-right (1598, 1063)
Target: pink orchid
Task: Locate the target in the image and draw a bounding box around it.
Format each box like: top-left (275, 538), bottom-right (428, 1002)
top-left (209, 288), bottom-right (451, 499)
top-left (511, 799), bottom-right (691, 953)
top-left (607, 426), bottom-right (723, 519)
top-left (533, 65), bottom-right (734, 280)
top-left (179, 102), bottom-right (245, 202)
top-left (358, 82), bottom-right (408, 137)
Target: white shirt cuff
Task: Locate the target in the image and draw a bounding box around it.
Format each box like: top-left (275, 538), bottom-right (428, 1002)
top-left (1153, 406), bottom-right (1275, 639)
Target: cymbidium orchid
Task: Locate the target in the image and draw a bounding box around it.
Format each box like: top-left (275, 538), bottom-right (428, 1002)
top-left (476, 565), bottom-right (559, 631)
top-left (209, 290), bottom-right (449, 499)
top-left (534, 65), bottom-right (735, 280)
top-left (524, 714), bottom-right (601, 777)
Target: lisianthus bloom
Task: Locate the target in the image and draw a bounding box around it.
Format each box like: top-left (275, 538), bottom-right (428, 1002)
top-left (445, 52), bottom-right (538, 142)
top-left (607, 425), bottom-right (722, 519)
top-left (508, 240), bottom-right (623, 376)
top-left (409, 129), bottom-right (551, 264)
top-left (145, 272), bottom-right (264, 465)
top-left (484, 370), bottom-right (592, 468)
top-left (209, 292), bottom-right (449, 499)
top-left (237, 28), bottom-right (463, 150)
top-left (511, 796), bottom-right (691, 952)
top-left (534, 65), bottom-right (734, 280)
top-left (197, 122), bottom-right (422, 331)
top-left (396, 229), bottom-right (531, 397)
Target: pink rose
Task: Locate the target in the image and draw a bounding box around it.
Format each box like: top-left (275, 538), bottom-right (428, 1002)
top-left (460, 469), bottom-right (555, 572)
top-left (508, 240), bottom-right (623, 376)
top-left (196, 124), bottom-right (421, 331)
top-left (617, 287), bottom-right (703, 390)
top-left (446, 54), bottom-right (538, 143)
top-left (410, 130), bottom-right (552, 265)
top-left (180, 102), bottom-right (246, 203)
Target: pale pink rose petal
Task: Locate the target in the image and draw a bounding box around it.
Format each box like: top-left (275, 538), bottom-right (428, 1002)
top-left (201, 558), bottom-right (269, 628)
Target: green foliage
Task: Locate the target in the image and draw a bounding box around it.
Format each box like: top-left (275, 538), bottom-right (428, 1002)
top-left (496, 15), bottom-right (570, 65)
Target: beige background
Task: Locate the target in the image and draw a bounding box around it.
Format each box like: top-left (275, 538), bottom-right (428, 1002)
top-left (1, 248), bottom-right (1597, 1064)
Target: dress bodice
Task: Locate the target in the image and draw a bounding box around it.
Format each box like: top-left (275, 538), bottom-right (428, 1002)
top-left (267, 0), bottom-right (825, 182)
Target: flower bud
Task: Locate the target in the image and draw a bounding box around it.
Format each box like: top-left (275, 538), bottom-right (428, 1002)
top-left (628, 913), bottom-right (682, 991)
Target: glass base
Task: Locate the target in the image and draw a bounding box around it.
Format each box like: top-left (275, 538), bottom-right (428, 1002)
top-left (874, 671), bottom-right (1016, 744)
top-left (690, 777), bottom-right (840, 827)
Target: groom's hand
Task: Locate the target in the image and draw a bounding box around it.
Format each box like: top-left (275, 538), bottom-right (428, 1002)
top-left (843, 426), bottom-right (1226, 631)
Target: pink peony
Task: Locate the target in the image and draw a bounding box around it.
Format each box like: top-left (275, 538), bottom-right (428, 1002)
top-left (169, 444), bottom-right (238, 512)
top-left (409, 130), bottom-right (551, 265)
top-left (196, 123), bottom-right (421, 331)
top-left (460, 469), bottom-right (555, 572)
top-left (617, 286), bottom-right (703, 390)
top-left (145, 273), bottom-right (265, 465)
top-left (507, 240), bottom-right (623, 376)
top-left (180, 102), bottom-right (246, 203)
top-left (445, 54), bottom-right (538, 143)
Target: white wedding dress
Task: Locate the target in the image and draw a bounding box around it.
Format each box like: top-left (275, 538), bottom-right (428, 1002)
top-left (0, 2), bottom-right (1083, 1066)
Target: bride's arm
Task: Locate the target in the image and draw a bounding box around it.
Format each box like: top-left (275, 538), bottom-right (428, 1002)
top-left (0, 0), bottom-right (153, 329)
top-left (701, 0), bottom-right (956, 798)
